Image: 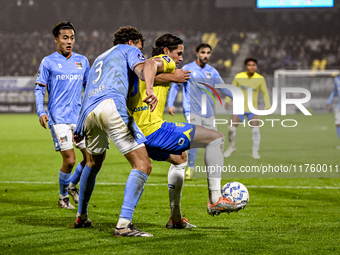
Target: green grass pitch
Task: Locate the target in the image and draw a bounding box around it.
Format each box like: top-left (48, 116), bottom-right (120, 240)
top-left (0, 113), bottom-right (339, 254)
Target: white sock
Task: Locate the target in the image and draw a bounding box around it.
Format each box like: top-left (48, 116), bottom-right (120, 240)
top-left (68, 182), bottom-right (76, 189)
top-left (208, 178), bottom-right (222, 204)
top-left (228, 126), bottom-right (236, 148)
top-left (76, 212), bottom-right (88, 220)
top-left (116, 217), bottom-right (132, 228)
top-left (205, 137), bottom-right (224, 204)
top-left (59, 194), bottom-right (68, 199)
top-left (252, 127), bottom-right (261, 152)
top-left (168, 162), bottom-right (187, 222)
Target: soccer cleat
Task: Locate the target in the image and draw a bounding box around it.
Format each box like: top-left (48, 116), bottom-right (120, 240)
top-left (207, 197), bottom-right (244, 216)
top-left (58, 197), bottom-right (75, 209)
top-left (114, 223), bottom-right (153, 237)
top-left (166, 217), bottom-right (196, 229)
top-left (185, 167), bottom-right (194, 180)
top-left (223, 146), bottom-right (236, 158)
top-left (73, 216), bottom-right (93, 228)
top-left (252, 151), bottom-right (261, 159)
top-left (68, 187), bottom-right (79, 204)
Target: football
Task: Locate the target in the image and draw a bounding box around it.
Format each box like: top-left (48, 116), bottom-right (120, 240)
top-left (221, 182), bottom-right (249, 205)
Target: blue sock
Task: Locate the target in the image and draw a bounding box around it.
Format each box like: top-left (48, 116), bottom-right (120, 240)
top-left (59, 171), bottom-right (71, 196)
top-left (78, 165), bottom-right (99, 216)
top-left (188, 148), bottom-right (198, 168)
top-left (70, 162), bottom-right (84, 185)
top-left (337, 126), bottom-right (340, 140)
top-left (119, 169), bottom-right (149, 221)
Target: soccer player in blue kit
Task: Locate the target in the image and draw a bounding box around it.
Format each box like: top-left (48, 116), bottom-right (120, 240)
top-left (35, 21), bottom-right (90, 209)
top-left (326, 73), bottom-right (340, 148)
top-left (167, 43), bottom-right (233, 179)
top-left (72, 26), bottom-right (188, 237)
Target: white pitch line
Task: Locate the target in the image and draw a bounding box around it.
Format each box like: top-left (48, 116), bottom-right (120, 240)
top-left (0, 181), bottom-right (339, 189)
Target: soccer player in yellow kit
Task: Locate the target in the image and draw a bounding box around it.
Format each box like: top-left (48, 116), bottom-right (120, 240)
top-left (128, 34), bottom-right (245, 229)
top-left (224, 58), bottom-right (271, 159)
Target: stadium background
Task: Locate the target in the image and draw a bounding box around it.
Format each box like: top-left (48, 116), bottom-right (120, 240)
top-left (1, 0), bottom-right (340, 113)
top-left (1, 1), bottom-right (340, 254)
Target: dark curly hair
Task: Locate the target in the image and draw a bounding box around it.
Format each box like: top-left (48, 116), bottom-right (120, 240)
top-left (52, 21), bottom-right (75, 38)
top-left (244, 57), bottom-right (257, 65)
top-left (196, 43), bottom-right (211, 52)
top-left (151, 33), bottom-right (183, 57)
top-left (113, 26), bottom-right (145, 49)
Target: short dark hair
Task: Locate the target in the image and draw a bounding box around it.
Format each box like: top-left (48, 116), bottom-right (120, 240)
top-left (52, 21), bottom-right (76, 38)
top-left (196, 43), bottom-right (211, 53)
top-left (151, 33), bottom-right (183, 57)
top-left (113, 26), bottom-right (145, 49)
top-left (244, 57), bottom-right (257, 65)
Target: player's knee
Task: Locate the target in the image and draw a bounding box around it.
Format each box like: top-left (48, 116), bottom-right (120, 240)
top-left (87, 161), bottom-right (102, 171)
top-left (211, 131), bottom-right (224, 142)
top-left (208, 135), bottom-right (225, 148)
top-left (135, 158), bottom-right (152, 175)
top-left (64, 158), bottom-right (75, 171)
top-left (141, 160), bottom-right (152, 175)
top-left (181, 151), bottom-right (188, 163)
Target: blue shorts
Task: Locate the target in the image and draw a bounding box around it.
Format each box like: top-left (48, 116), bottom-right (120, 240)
top-left (145, 122), bottom-right (196, 161)
top-left (238, 112), bottom-right (255, 122)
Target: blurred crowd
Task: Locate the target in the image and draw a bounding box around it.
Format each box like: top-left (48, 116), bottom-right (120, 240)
top-left (0, 29), bottom-right (242, 78)
top-left (0, 29), bottom-right (339, 78)
top-left (249, 31), bottom-right (340, 76)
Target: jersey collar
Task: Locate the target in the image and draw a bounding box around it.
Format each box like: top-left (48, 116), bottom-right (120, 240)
top-left (195, 59), bottom-right (205, 69)
top-left (57, 49), bottom-right (72, 59)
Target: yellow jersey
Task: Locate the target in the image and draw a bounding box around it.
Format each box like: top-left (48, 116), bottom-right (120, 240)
top-left (225, 72), bottom-right (271, 112)
top-left (128, 54), bottom-right (176, 136)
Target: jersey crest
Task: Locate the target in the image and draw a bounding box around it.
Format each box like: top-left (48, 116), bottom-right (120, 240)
top-left (75, 62), bottom-right (83, 69)
top-left (138, 53), bottom-right (146, 61)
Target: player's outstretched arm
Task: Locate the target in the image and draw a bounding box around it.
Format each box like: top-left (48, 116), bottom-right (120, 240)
top-left (154, 69), bottom-right (190, 84)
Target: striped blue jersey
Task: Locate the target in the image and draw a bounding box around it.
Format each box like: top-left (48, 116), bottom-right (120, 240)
top-left (35, 51), bottom-right (90, 127)
top-left (168, 60), bottom-right (232, 118)
top-left (74, 44), bottom-right (146, 137)
top-left (328, 76), bottom-right (340, 109)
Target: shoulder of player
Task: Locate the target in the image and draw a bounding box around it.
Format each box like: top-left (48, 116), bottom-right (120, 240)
top-left (234, 72), bottom-right (247, 78)
top-left (152, 54), bottom-right (174, 64)
top-left (183, 61), bottom-right (202, 71)
top-left (72, 52), bottom-right (89, 62)
top-left (39, 53), bottom-right (56, 67)
top-left (335, 76), bottom-right (340, 85)
top-left (72, 52), bottom-right (86, 58)
top-left (204, 63), bottom-right (219, 73)
top-left (43, 52), bottom-right (58, 61)
top-left (253, 72), bottom-right (265, 79)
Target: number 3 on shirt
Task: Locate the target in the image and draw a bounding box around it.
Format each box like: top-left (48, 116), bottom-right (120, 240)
top-left (92, 61), bottom-right (103, 84)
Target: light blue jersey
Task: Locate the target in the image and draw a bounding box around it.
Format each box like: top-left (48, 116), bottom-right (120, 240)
top-left (167, 60), bottom-right (232, 118)
top-left (75, 44), bottom-right (146, 137)
top-left (328, 76), bottom-right (340, 109)
top-left (35, 51), bottom-right (90, 127)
